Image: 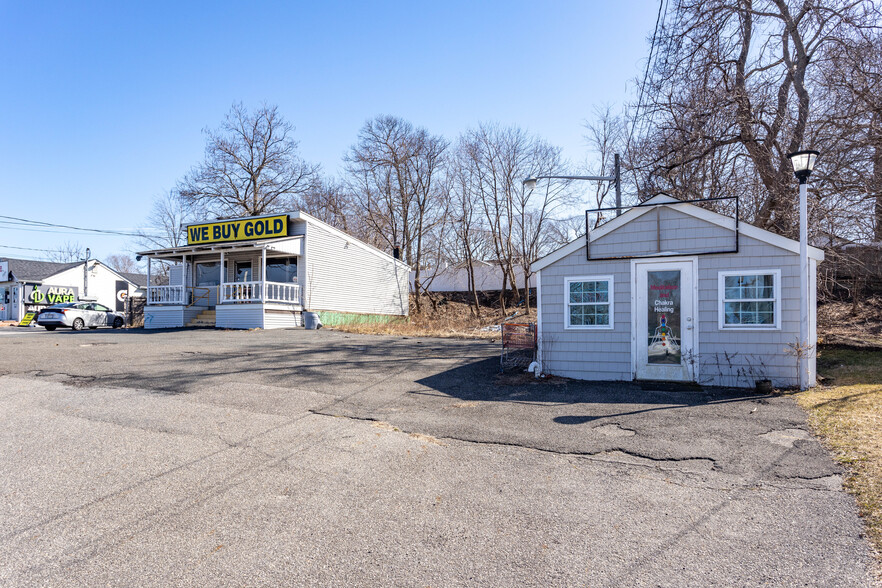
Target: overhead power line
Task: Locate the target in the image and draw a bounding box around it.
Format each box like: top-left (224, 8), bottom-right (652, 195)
top-left (0, 215), bottom-right (159, 238)
top-left (0, 244), bottom-right (59, 253)
top-left (627, 0), bottom-right (668, 157)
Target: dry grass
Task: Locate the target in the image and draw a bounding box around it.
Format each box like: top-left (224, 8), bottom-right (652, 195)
top-left (330, 295), bottom-right (535, 340)
top-left (793, 346), bottom-right (882, 562)
top-left (818, 297), bottom-right (882, 347)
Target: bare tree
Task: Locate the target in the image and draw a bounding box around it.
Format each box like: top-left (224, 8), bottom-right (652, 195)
top-left (345, 115), bottom-right (449, 312)
top-left (583, 105), bottom-right (627, 222)
top-left (513, 143), bottom-right (569, 314)
top-left (633, 0), bottom-right (879, 236)
top-left (448, 145), bottom-right (493, 316)
top-left (48, 241), bottom-right (87, 263)
top-left (137, 189), bottom-right (195, 250)
top-left (813, 30), bottom-right (882, 241)
top-left (294, 177), bottom-right (357, 234)
top-left (459, 123), bottom-right (566, 314)
top-left (179, 103), bottom-right (320, 217)
top-left (105, 254), bottom-right (138, 274)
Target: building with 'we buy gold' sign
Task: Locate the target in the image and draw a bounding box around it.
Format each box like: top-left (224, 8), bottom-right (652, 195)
top-left (137, 212), bottom-right (410, 329)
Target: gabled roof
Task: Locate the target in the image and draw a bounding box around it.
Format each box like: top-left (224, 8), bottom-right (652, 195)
top-left (292, 211), bottom-right (412, 271)
top-left (534, 195), bottom-right (825, 271)
top-left (118, 271), bottom-right (152, 288)
top-left (1, 257), bottom-right (151, 288)
top-left (1, 258), bottom-right (81, 282)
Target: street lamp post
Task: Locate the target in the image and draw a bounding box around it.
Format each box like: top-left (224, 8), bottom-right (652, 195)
top-left (787, 149), bottom-right (819, 390)
top-left (83, 247), bottom-right (91, 299)
top-left (523, 153), bottom-right (622, 215)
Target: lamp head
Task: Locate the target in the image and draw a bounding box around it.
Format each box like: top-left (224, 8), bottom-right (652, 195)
top-left (522, 176), bottom-right (538, 192)
top-left (787, 149), bottom-right (819, 184)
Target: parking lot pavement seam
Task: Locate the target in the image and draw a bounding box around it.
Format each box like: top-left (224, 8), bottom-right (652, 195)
top-left (308, 408), bottom-right (717, 462)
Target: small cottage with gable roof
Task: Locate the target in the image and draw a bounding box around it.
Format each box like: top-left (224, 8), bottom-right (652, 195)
top-left (533, 195), bottom-right (824, 389)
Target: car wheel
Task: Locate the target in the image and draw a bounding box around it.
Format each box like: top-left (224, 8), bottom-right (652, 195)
top-left (72, 318), bottom-right (85, 331)
top-left (45, 326), bottom-right (56, 331)
top-left (112, 317), bottom-right (124, 329)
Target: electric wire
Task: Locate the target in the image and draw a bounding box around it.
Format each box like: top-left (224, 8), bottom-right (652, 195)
top-left (0, 244), bottom-right (59, 253)
top-left (625, 0), bottom-right (669, 196)
top-left (0, 214), bottom-right (148, 237)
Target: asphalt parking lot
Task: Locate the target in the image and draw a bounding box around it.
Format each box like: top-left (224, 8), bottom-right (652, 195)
top-left (0, 326), bottom-right (876, 586)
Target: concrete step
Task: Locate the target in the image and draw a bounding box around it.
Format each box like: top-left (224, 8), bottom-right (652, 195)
top-left (187, 309), bottom-right (217, 328)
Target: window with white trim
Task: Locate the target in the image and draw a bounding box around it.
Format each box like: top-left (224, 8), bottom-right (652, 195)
top-left (565, 276), bottom-right (614, 329)
top-left (718, 270), bottom-right (780, 329)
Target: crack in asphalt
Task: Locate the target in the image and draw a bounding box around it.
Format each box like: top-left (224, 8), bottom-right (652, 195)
top-left (307, 410), bottom-right (847, 495)
top-left (308, 409), bottom-right (718, 465)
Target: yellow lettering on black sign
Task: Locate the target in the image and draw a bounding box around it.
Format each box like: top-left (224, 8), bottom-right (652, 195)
top-left (18, 312), bottom-right (36, 327)
top-left (186, 215), bottom-right (289, 245)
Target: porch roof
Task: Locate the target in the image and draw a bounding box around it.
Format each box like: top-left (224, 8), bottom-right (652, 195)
top-left (136, 236), bottom-right (302, 260)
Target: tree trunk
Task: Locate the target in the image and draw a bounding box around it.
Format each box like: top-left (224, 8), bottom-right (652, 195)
top-left (873, 113), bottom-right (882, 242)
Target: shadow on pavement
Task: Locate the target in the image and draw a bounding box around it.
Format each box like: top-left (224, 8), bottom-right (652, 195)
top-left (416, 355), bottom-right (772, 420)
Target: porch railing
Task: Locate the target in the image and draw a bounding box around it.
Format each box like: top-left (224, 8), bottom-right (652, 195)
top-left (147, 286), bottom-right (213, 306)
top-left (147, 285), bottom-right (185, 305)
top-left (221, 281), bottom-right (301, 304)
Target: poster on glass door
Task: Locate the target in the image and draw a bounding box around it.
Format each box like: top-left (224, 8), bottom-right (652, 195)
top-left (647, 270), bottom-right (681, 364)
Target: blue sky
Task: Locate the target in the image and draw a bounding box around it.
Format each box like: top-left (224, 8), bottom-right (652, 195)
top-left (0, 1), bottom-right (659, 264)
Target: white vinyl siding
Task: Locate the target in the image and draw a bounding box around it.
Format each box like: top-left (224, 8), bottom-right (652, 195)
top-left (264, 309), bottom-right (302, 329)
top-left (216, 304), bottom-right (264, 329)
top-left (304, 220), bottom-right (409, 316)
top-left (718, 270), bottom-right (780, 330)
top-left (564, 276), bottom-right (614, 329)
top-left (145, 306), bottom-right (187, 329)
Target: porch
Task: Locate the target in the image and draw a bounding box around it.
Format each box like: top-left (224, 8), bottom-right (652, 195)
top-left (146, 281), bottom-right (302, 306)
top-left (138, 236), bottom-right (303, 329)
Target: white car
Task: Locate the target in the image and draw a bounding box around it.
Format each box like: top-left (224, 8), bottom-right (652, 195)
top-left (36, 302), bottom-right (125, 331)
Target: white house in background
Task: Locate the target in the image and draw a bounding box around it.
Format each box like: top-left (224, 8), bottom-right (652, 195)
top-left (533, 195), bottom-right (824, 389)
top-left (412, 260), bottom-right (536, 292)
top-left (136, 211), bottom-right (410, 330)
top-left (0, 258), bottom-right (147, 322)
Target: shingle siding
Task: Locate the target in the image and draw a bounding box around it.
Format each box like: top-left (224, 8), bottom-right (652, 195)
top-left (539, 206), bottom-right (814, 388)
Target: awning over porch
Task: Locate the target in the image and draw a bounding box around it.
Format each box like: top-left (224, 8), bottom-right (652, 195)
top-left (136, 235), bottom-right (302, 261)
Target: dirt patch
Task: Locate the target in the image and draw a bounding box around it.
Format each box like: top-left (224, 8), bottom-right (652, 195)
top-left (818, 297), bottom-right (882, 347)
top-left (330, 293), bottom-right (535, 340)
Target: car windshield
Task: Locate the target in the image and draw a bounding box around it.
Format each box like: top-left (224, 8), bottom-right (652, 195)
top-left (46, 303), bottom-right (76, 309)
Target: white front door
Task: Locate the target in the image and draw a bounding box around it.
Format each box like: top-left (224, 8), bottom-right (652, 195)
top-left (634, 260), bottom-right (696, 382)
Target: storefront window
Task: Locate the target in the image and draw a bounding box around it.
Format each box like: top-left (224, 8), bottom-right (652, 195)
top-left (235, 262), bottom-right (252, 282)
top-left (266, 258), bottom-right (298, 283)
top-left (195, 262), bottom-right (221, 286)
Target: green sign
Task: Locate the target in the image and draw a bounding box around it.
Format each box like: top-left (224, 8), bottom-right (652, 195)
top-left (26, 284), bottom-right (78, 306)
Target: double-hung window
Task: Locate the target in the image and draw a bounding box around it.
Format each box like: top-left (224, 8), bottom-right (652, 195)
top-left (718, 270), bottom-right (780, 329)
top-left (565, 276), bottom-right (614, 329)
